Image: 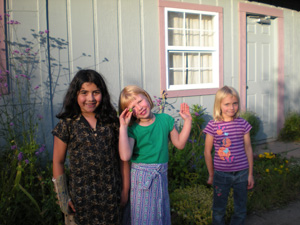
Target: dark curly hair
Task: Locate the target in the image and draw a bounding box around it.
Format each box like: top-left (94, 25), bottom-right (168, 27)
top-left (56, 69), bottom-right (118, 124)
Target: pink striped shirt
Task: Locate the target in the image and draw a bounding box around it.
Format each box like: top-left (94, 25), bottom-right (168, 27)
top-left (203, 118), bottom-right (252, 172)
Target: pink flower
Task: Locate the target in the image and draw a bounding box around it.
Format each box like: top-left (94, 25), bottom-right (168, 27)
top-left (45, 30), bottom-right (49, 34)
top-left (39, 31), bottom-right (44, 35)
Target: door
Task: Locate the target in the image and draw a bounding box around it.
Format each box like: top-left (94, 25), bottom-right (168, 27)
top-left (246, 15), bottom-right (278, 142)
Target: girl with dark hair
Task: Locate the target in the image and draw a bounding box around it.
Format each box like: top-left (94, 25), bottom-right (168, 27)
top-left (52, 69), bottom-right (130, 225)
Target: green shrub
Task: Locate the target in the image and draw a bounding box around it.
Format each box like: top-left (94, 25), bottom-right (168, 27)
top-left (240, 111), bottom-right (260, 144)
top-left (170, 185), bottom-right (235, 225)
top-left (278, 112), bottom-right (300, 141)
top-left (248, 152), bottom-right (300, 211)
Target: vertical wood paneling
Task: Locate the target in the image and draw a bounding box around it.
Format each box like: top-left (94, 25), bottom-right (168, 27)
top-left (119, 0), bottom-right (142, 87)
top-left (96, 0), bottom-right (121, 102)
top-left (68, 0), bottom-right (96, 71)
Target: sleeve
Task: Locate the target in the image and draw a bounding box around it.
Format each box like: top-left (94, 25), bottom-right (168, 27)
top-left (128, 125), bottom-right (135, 139)
top-left (52, 119), bottom-right (70, 144)
top-left (203, 120), bottom-right (215, 137)
top-left (243, 119), bottom-right (252, 134)
top-left (166, 114), bottom-right (175, 132)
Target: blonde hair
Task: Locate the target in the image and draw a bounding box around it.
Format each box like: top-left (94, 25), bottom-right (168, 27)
top-left (118, 85), bottom-right (154, 124)
top-left (213, 86), bottom-right (240, 121)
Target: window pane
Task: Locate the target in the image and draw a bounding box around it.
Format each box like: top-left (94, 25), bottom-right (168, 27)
top-left (168, 30), bottom-right (183, 46)
top-left (201, 15), bottom-right (214, 47)
top-left (169, 69), bottom-right (184, 85)
top-left (169, 52), bottom-right (183, 68)
top-left (186, 13), bottom-right (200, 46)
top-left (168, 12), bottom-right (183, 28)
top-left (201, 53), bottom-right (213, 83)
top-left (185, 53), bottom-right (200, 84)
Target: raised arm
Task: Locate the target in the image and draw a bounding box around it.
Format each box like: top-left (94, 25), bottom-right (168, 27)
top-left (119, 108), bottom-right (135, 161)
top-left (170, 103), bottom-right (192, 149)
top-left (204, 133), bottom-right (214, 185)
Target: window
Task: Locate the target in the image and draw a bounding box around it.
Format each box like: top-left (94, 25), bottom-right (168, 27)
top-left (159, 1), bottom-right (223, 97)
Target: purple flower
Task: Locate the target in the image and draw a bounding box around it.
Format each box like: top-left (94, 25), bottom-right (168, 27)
top-left (194, 112), bottom-right (199, 116)
top-left (18, 152), bottom-right (23, 161)
top-left (15, 75), bottom-right (19, 78)
top-left (34, 85), bottom-right (39, 90)
top-left (37, 114), bottom-right (43, 120)
top-left (25, 159), bottom-right (29, 164)
top-left (0, 69), bottom-right (2, 75)
top-left (5, 13), bottom-right (10, 17)
top-left (11, 145), bottom-right (17, 150)
top-left (35, 151), bottom-right (39, 156)
top-left (39, 31), bottom-right (44, 35)
top-left (39, 145), bottom-right (45, 154)
top-left (0, 15), bottom-right (2, 20)
top-left (6, 70), bottom-right (9, 74)
top-left (45, 30), bottom-right (49, 34)
top-left (25, 48), bottom-right (31, 53)
top-left (4, 83), bottom-right (7, 87)
top-left (10, 122), bottom-right (14, 126)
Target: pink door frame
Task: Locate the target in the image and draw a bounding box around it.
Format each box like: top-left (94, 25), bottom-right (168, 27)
top-left (239, 2), bottom-right (284, 134)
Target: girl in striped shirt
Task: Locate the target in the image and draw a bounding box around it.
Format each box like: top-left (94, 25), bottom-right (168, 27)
top-left (203, 86), bottom-right (254, 225)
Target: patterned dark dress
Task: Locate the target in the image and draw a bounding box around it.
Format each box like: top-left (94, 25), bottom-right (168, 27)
top-left (52, 115), bottom-right (122, 225)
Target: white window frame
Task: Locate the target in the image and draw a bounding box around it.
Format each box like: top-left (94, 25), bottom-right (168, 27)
top-left (164, 7), bottom-right (219, 91)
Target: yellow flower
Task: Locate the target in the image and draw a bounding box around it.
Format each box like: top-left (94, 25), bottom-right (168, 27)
top-left (266, 169), bottom-right (270, 173)
top-left (286, 168), bottom-right (289, 171)
top-left (280, 165), bottom-right (284, 168)
top-left (285, 160), bottom-right (289, 163)
top-left (259, 154), bottom-right (264, 158)
top-left (278, 170), bottom-right (283, 174)
top-left (274, 168), bottom-right (278, 171)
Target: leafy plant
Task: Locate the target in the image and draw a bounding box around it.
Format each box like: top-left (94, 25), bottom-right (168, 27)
top-left (278, 112), bottom-right (300, 141)
top-left (240, 111), bottom-right (260, 144)
top-left (0, 13), bottom-right (64, 224)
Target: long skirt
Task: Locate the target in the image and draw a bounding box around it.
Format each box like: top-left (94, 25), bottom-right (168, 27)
top-left (130, 163), bottom-right (171, 225)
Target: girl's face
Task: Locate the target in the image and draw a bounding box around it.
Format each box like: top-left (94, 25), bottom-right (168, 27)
top-left (128, 94), bottom-right (152, 120)
top-left (220, 94), bottom-right (239, 121)
top-left (77, 82), bottom-right (102, 116)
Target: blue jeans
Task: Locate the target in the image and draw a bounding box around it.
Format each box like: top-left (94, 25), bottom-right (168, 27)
top-left (212, 169), bottom-right (248, 225)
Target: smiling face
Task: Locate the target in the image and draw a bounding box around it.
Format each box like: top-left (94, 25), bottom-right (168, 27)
top-left (128, 94), bottom-right (152, 121)
top-left (220, 94), bottom-right (239, 121)
top-left (77, 82), bottom-right (102, 116)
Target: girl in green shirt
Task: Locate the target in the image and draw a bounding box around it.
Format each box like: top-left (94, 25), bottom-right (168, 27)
top-left (118, 85), bottom-right (192, 225)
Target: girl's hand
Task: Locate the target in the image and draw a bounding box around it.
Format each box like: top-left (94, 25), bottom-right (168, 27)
top-left (179, 103), bottom-right (192, 121)
top-left (247, 175), bottom-right (254, 189)
top-left (68, 199), bottom-right (76, 213)
top-left (119, 108), bottom-right (133, 127)
top-left (207, 175), bottom-right (213, 185)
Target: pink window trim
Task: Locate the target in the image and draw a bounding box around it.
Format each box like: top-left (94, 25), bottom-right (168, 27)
top-left (158, 0), bottom-right (223, 98)
top-left (238, 2), bottom-right (284, 134)
top-left (0, 0), bottom-right (8, 95)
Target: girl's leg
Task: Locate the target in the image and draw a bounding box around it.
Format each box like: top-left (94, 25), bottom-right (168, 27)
top-left (230, 169), bottom-right (248, 225)
top-left (213, 171), bottom-right (231, 225)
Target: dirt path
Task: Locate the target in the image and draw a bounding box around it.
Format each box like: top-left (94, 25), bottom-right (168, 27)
top-left (245, 200), bottom-right (300, 225)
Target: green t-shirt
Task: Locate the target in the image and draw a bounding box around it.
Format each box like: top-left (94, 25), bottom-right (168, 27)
top-left (128, 113), bottom-right (175, 163)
